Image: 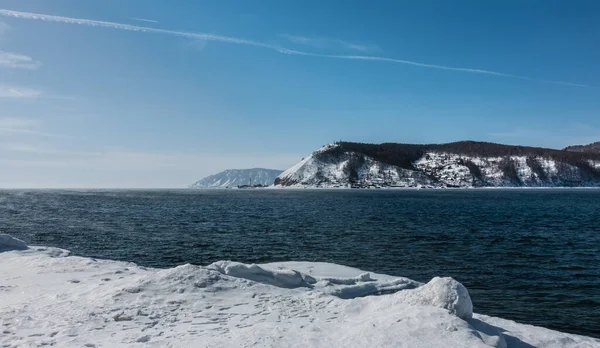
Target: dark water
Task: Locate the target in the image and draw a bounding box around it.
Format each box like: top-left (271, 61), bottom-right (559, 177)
top-left (1, 189), bottom-right (599, 338)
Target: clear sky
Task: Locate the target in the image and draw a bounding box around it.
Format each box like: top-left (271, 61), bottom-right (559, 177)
top-left (0, 0), bottom-right (599, 188)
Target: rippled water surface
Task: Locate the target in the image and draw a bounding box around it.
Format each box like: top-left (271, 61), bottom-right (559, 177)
top-left (1, 189), bottom-right (599, 337)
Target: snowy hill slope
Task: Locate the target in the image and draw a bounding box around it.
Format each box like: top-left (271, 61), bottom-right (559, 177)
top-left (190, 168), bottom-right (282, 188)
top-left (275, 142), bottom-right (600, 188)
top-left (1, 235), bottom-right (598, 347)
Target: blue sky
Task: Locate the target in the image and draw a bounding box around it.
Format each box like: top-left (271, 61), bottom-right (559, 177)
top-left (0, 0), bottom-right (599, 188)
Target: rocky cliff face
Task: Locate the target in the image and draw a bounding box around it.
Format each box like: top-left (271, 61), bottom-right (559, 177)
top-left (275, 142), bottom-right (600, 188)
top-left (191, 168), bottom-right (283, 188)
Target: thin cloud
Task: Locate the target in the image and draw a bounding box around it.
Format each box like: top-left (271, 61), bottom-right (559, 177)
top-left (0, 128), bottom-right (60, 136)
top-left (280, 34), bottom-right (380, 53)
top-left (0, 50), bottom-right (41, 69)
top-left (3, 143), bottom-right (94, 155)
top-left (130, 17), bottom-right (158, 24)
top-left (0, 117), bottom-right (40, 128)
top-left (0, 85), bottom-right (43, 98)
top-left (0, 8), bottom-right (588, 88)
top-left (0, 129), bottom-right (68, 138)
top-left (0, 85), bottom-right (74, 100)
top-left (185, 38), bottom-right (208, 52)
top-left (3, 143), bottom-right (50, 154)
top-left (0, 21), bottom-right (9, 35)
top-left (0, 117), bottom-right (69, 138)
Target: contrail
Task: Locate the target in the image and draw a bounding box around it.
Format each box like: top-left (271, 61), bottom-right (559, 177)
top-left (130, 17), bottom-right (158, 24)
top-left (301, 53), bottom-right (589, 88)
top-left (0, 9), bottom-right (279, 50)
top-left (0, 8), bottom-right (588, 88)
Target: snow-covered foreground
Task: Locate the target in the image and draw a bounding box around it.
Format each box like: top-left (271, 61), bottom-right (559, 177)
top-left (1, 235), bottom-right (598, 348)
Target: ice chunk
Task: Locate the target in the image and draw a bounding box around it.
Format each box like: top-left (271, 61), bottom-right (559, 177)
top-left (0, 234), bottom-right (28, 252)
top-left (209, 261), bottom-right (317, 288)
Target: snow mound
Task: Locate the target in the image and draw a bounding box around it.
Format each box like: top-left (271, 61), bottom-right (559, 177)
top-left (122, 263), bottom-right (229, 294)
top-left (395, 276), bottom-right (473, 320)
top-left (0, 234), bottom-right (28, 252)
top-left (209, 261), bottom-right (317, 288)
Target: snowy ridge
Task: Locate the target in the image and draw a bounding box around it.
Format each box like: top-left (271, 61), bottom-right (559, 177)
top-left (1, 236), bottom-right (599, 347)
top-left (564, 141), bottom-right (600, 154)
top-left (275, 143), bottom-right (600, 188)
top-left (190, 168), bottom-right (283, 188)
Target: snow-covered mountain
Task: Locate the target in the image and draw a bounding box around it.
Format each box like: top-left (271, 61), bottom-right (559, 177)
top-left (190, 168), bottom-right (283, 188)
top-left (275, 142), bottom-right (600, 188)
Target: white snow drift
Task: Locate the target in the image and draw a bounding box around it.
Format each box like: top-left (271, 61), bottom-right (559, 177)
top-left (1, 234), bottom-right (598, 347)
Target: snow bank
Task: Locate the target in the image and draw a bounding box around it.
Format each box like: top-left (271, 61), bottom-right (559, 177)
top-left (0, 237), bottom-right (598, 347)
top-left (0, 234), bottom-right (28, 252)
